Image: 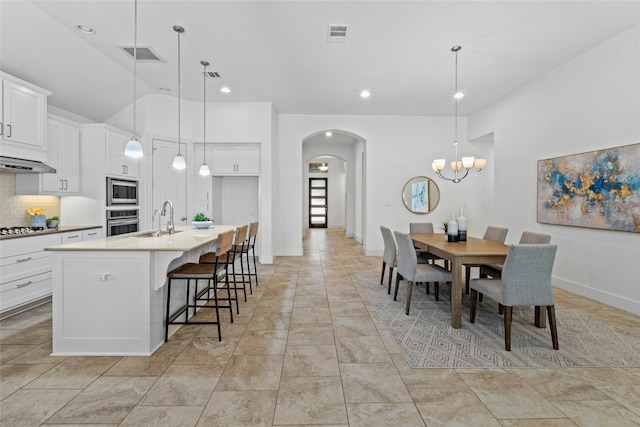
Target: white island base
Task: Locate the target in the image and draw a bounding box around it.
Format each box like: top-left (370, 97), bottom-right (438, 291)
top-left (48, 225), bottom-right (235, 356)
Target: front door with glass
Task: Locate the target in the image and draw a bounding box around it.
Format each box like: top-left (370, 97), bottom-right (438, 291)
top-left (309, 178), bottom-right (328, 228)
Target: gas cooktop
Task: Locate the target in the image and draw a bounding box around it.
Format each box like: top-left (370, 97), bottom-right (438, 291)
top-left (0, 226), bottom-right (46, 236)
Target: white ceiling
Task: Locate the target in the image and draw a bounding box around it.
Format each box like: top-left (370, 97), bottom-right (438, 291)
top-left (1, 1), bottom-right (638, 124)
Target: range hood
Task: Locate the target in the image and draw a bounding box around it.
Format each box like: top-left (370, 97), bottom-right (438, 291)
top-left (0, 156), bottom-right (56, 174)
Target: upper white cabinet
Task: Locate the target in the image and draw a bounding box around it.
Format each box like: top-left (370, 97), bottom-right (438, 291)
top-left (44, 119), bottom-right (80, 193)
top-left (16, 116), bottom-right (80, 195)
top-left (106, 129), bottom-right (139, 178)
top-left (211, 144), bottom-right (260, 176)
top-left (0, 72), bottom-right (51, 162)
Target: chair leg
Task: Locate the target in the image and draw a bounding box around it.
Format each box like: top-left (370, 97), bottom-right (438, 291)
top-left (434, 282), bottom-right (440, 301)
top-left (380, 261), bottom-right (386, 286)
top-left (425, 282), bottom-right (430, 295)
top-left (164, 279), bottom-right (173, 342)
top-left (465, 266), bottom-right (471, 294)
top-left (393, 273), bottom-right (402, 301)
top-left (548, 305), bottom-right (559, 350)
top-left (498, 303), bottom-right (504, 315)
top-left (504, 306), bottom-right (513, 351)
top-left (405, 280), bottom-right (414, 315)
top-left (387, 266), bottom-right (394, 294)
top-left (470, 289), bottom-right (477, 322)
top-left (251, 246), bottom-right (259, 287)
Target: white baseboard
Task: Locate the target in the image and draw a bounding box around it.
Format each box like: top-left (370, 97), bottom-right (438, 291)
top-left (553, 276), bottom-right (640, 316)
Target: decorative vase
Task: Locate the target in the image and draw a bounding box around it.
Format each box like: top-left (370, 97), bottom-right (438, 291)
top-left (447, 212), bottom-right (459, 242)
top-left (457, 206), bottom-right (467, 242)
top-left (47, 220), bottom-right (59, 229)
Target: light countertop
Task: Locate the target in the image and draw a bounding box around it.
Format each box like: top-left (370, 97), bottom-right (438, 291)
top-left (45, 225), bottom-right (236, 252)
top-left (0, 225), bottom-right (102, 241)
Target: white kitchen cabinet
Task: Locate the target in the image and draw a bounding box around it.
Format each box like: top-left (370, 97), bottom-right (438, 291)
top-left (106, 129), bottom-right (139, 178)
top-left (193, 143), bottom-right (214, 219)
top-left (16, 116), bottom-right (80, 195)
top-left (0, 234), bottom-right (59, 314)
top-left (211, 144), bottom-right (259, 176)
top-left (82, 229), bottom-right (103, 241)
top-left (0, 228), bottom-right (104, 316)
top-left (0, 72), bottom-right (51, 162)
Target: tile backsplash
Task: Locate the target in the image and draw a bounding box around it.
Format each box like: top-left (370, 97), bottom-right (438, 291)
top-left (0, 174), bottom-right (60, 227)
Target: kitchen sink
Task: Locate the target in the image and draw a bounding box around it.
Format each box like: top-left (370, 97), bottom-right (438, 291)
top-left (131, 230), bottom-right (183, 238)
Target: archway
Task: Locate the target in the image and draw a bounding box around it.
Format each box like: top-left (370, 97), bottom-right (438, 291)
top-left (302, 130), bottom-right (367, 248)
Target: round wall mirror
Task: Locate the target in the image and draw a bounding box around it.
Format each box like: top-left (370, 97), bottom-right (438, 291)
top-left (401, 176), bottom-right (440, 214)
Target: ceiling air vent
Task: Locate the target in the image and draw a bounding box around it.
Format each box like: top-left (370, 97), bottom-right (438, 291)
top-left (119, 45), bottom-right (165, 62)
top-left (327, 25), bottom-right (348, 43)
top-left (204, 71), bottom-right (221, 78)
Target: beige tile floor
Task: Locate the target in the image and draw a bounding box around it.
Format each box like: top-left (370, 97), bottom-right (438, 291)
top-left (2, 228), bottom-right (640, 426)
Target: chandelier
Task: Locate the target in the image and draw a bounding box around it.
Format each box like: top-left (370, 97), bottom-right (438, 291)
top-left (432, 46), bottom-right (486, 183)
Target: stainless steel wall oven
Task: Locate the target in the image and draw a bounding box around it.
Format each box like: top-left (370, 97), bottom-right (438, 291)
top-left (106, 177), bottom-right (139, 206)
top-left (106, 209), bottom-right (139, 236)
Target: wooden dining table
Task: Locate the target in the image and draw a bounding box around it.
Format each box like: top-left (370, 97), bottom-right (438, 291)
top-left (410, 233), bottom-right (510, 329)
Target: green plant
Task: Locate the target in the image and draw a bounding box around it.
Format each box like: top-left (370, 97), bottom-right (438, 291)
top-left (47, 216), bottom-right (60, 221)
top-left (440, 221), bottom-right (448, 233)
top-left (192, 213), bottom-right (211, 222)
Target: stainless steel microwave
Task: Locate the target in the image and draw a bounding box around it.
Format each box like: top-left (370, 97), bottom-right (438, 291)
top-left (106, 177), bottom-right (138, 206)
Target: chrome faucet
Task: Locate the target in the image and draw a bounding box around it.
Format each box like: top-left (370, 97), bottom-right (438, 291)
top-left (161, 200), bottom-right (175, 234)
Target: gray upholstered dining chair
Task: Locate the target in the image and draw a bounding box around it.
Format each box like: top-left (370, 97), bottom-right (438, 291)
top-left (464, 226), bottom-right (509, 294)
top-left (469, 244), bottom-right (559, 351)
top-left (480, 231), bottom-right (551, 279)
top-left (409, 222), bottom-right (448, 269)
top-left (394, 231), bottom-right (452, 314)
top-left (380, 226), bottom-right (398, 294)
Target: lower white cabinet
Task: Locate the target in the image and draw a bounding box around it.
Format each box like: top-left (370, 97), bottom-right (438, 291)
top-left (0, 229), bottom-right (103, 315)
top-left (0, 234), bottom-right (59, 314)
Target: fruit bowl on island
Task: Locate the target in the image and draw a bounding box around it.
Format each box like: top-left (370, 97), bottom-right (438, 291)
top-left (192, 213), bottom-right (213, 229)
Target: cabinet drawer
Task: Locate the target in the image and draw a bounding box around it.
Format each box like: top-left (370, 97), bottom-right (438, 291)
top-left (82, 229), bottom-right (102, 241)
top-left (0, 271), bottom-right (52, 312)
top-left (61, 232), bottom-right (83, 243)
top-left (0, 251), bottom-right (52, 285)
top-left (0, 234), bottom-right (61, 258)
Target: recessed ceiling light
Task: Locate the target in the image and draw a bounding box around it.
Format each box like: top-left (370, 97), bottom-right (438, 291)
top-left (160, 87), bottom-right (171, 92)
top-left (76, 25), bottom-right (95, 35)
top-left (360, 90), bottom-right (371, 99)
top-left (220, 86), bottom-right (231, 94)
top-left (454, 91), bottom-right (464, 99)
top-left (325, 131), bottom-right (333, 137)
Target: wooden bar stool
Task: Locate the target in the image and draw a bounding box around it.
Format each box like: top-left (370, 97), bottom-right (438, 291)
top-left (164, 229), bottom-right (235, 342)
top-left (244, 222), bottom-right (259, 288)
top-left (199, 226), bottom-right (246, 306)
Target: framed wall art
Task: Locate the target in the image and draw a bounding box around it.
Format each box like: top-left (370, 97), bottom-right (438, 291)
top-left (537, 143), bottom-right (640, 233)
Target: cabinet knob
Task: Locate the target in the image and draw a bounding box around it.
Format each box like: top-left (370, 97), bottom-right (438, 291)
top-left (16, 257), bottom-right (33, 263)
top-left (97, 273), bottom-right (118, 281)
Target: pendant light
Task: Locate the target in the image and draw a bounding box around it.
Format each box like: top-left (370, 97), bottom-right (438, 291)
top-left (199, 60), bottom-right (211, 177)
top-left (124, 0), bottom-right (143, 158)
top-left (172, 25), bottom-right (186, 170)
top-left (431, 46), bottom-right (486, 183)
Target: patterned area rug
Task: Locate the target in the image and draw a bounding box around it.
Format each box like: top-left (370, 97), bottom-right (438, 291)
top-left (355, 271), bottom-right (640, 368)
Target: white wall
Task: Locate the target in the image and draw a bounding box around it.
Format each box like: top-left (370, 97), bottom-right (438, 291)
top-left (469, 26), bottom-right (640, 314)
top-left (276, 114), bottom-right (492, 256)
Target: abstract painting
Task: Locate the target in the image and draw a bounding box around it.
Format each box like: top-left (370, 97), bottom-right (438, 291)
top-left (411, 180), bottom-right (428, 213)
top-left (537, 143), bottom-right (640, 233)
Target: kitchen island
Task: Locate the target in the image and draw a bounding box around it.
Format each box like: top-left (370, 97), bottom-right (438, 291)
top-left (46, 225), bottom-right (236, 356)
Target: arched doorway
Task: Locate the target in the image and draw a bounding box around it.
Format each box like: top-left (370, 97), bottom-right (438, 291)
top-left (302, 130), bottom-right (366, 247)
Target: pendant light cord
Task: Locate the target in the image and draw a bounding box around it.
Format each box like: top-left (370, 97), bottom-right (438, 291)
top-left (132, 0), bottom-right (137, 136)
top-left (203, 61), bottom-right (207, 162)
top-left (177, 28), bottom-right (181, 153)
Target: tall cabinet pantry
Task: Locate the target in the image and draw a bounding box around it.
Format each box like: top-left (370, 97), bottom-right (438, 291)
top-left (194, 143), bottom-right (260, 233)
